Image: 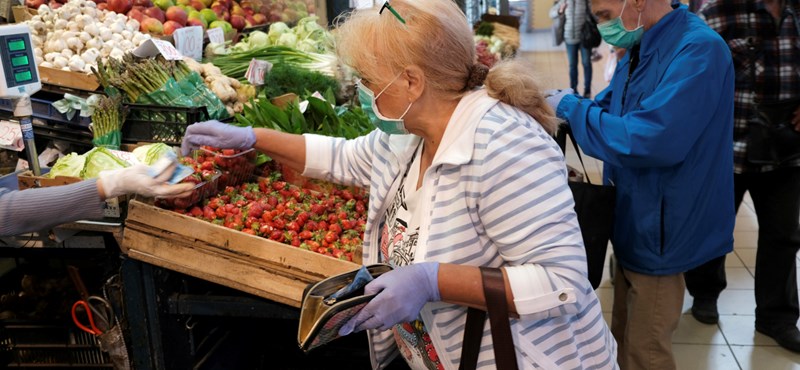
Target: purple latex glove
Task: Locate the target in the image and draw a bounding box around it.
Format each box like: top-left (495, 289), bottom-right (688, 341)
top-left (180, 120), bottom-right (257, 156)
top-left (339, 262), bottom-right (440, 335)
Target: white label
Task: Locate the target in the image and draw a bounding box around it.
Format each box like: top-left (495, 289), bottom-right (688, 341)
top-left (103, 197), bottom-right (121, 218)
top-left (173, 26), bottom-right (204, 61)
top-left (207, 28), bottom-right (225, 44)
top-left (0, 120), bottom-right (22, 151)
top-left (245, 58), bottom-right (272, 86)
top-left (133, 39), bottom-right (183, 60)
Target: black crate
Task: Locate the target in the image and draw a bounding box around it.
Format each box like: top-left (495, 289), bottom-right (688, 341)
top-left (121, 104), bottom-right (212, 145)
top-left (0, 321), bottom-right (112, 368)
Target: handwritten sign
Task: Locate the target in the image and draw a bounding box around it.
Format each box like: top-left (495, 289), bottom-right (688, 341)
top-left (173, 26), bottom-right (204, 61)
top-left (133, 39), bottom-right (183, 60)
top-left (245, 58), bottom-right (272, 86)
top-left (207, 27), bottom-right (225, 44)
top-left (0, 120), bottom-right (22, 151)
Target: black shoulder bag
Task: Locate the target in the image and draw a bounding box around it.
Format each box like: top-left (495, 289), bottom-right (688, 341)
top-left (581, 0), bottom-right (602, 49)
top-left (746, 3), bottom-right (800, 165)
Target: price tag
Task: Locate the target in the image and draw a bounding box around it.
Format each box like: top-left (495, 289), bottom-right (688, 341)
top-left (207, 27), bottom-right (225, 44)
top-left (133, 39), bottom-right (183, 60)
top-left (0, 120), bottom-right (22, 151)
top-left (173, 26), bottom-right (204, 61)
top-left (245, 58), bottom-right (272, 86)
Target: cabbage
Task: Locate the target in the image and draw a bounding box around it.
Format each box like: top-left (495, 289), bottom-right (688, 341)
top-left (48, 153), bottom-right (86, 178)
top-left (278, 33), bottom-right (298, 48)
top-left (247, 31), bottom-right (269, 48)
top-left (80, 147), bottom-right (130, 179)
top-left (268, 22), bottom-right (290, 44)
top-left (132, 143), bottom-right (174, 166)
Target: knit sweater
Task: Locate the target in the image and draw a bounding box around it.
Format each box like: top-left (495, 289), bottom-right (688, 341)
top-left (0, 179), bottom-right (105, 236)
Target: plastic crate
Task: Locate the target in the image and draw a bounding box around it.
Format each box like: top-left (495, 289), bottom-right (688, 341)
top-left (121, 104), bottom-right (212, 145)
top-left (197, 148), bottom-right (257, 189)
top-left (0, 321), bottom-right (112, 368)
top-left (0, 97), bottom-right (92, 127)
top-left (155, 170), bottom-right (221, 210)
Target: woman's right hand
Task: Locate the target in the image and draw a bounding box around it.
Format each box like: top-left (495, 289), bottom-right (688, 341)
top-left (180, 120), bottom-right (257, 156)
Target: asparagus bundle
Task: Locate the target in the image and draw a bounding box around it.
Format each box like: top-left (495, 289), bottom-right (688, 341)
top-left (92, 54), bottom-right (194, 103)
top-left (91, 95), bottom-right (126, 149)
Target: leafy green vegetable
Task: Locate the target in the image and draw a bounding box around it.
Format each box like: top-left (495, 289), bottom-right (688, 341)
top-left (476, 22), bottom-right (495, 37)
top-left (261, 63), bottom-right (340, 101)
top-left (48, 153), bottom-right (86, 178)
top-left (81, 147), bottom-right (130, 179)
top-left (132, 143), bottom-right (174, 166)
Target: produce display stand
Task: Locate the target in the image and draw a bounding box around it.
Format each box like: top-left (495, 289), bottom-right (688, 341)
top-left (123, 198), bottom-right (362, 308)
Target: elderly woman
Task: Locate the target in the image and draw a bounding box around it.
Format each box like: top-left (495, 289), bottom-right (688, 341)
top-left (181, 0), bottom-right (617, 368)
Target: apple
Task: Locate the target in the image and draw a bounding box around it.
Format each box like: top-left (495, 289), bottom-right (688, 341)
top-left (153, 0), bottom-right (173, 10)
top-left (189, 0), bottom-right (204, 9)
top-left (176, 0), bottom-right (190, 5)
top-left (230, 14), bottom-right (245, 30)
top-left (128, 8), bottom-right (146, 21)
top-left (106, 0), bottom-right (132, 13)
top-left (222, 10), bottom-right (230, 22)
top-left (163, 20), bottom-right (183, 35)
top-left (25, 0), bottom-right (46, 8)
top-left (144, 7), bottom-right (166, 22)
top-left (243, 7), bottom-right (254, 16)
top-left (200, 0), bottom-right (212, 7)
top-left (141, 17), bottom-right (164, 34)
top-left (199, 8), bottom-right (217, 23)
top-left (231, 5), bottom-right (244, 16)
top-left (166, 6), bottom-right (188, 25)
top-left (187, 17), bottom-right (207, 29)
top-left (210, 3), bottom-right (225, 16)
top-left (133, 0), bottom-right (152, 7)
top-left (252, 13), bottom-right (266, 25)
top-left (245, 14), bottom-right (255, 25)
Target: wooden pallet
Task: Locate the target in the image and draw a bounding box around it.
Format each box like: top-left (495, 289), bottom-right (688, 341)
top-left (122, 199), bottom-right (361, 308)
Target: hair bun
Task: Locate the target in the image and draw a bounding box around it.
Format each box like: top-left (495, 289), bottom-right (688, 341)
top-left (465, 63), bottom-right (489, 90)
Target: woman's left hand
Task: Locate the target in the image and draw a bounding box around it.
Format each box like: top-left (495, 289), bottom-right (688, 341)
top-left (339, 262), bottom-right (440, 335)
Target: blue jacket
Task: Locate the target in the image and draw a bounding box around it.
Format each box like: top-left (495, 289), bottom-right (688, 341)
top-left (556, 5), bottom-right (735, 275)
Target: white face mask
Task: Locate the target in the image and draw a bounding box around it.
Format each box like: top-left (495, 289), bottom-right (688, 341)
top-left (357, 73), bottom-right (414, 135)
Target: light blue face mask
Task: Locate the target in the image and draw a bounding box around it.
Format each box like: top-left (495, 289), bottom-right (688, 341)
top-left (357, 74), bottom-right (414, 135)
top-left (597, 0), bottom-right (644, 49)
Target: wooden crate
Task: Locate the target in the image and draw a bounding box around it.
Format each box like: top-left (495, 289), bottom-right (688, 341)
top-left (122, 199), bottom-right (361, 308)
top-left (38, 67), bottom-right (100, 92)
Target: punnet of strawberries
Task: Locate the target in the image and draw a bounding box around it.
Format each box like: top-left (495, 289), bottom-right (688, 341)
top-left (169, 172), bottom-right (368, 262)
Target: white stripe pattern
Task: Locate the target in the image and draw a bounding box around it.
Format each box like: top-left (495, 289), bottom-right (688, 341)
top-left (304, 97), bottom-right (617, 370)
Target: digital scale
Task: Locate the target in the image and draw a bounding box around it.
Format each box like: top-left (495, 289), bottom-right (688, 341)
top-left (0, 24), bottom-right (42, 175)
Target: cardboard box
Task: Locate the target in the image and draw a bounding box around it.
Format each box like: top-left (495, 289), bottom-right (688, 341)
top-left (11, 5), bottom-right (34, 23)
top-left (37, 67), bottom-right (100, 92)
top-left (122, 199), bottom-right (362, 308)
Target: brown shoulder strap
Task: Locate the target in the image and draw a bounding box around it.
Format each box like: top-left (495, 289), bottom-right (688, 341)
top-left (459, 267), bottom-right (519, 370)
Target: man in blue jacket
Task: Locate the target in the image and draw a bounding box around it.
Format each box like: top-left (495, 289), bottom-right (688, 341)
top-left (546, 0), bottom-right (735, 368)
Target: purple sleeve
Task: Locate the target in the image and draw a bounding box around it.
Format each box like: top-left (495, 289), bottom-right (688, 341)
top-left (0, 179), bottom-right (105, 236)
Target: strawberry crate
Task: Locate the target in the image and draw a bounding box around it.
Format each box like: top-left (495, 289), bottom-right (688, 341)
top-left (196, 148), bottom-right (258, 189)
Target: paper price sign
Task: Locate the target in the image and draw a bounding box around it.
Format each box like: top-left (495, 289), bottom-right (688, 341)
top-left (173, 26), bottom-right (204, 61)
top-left (207, 28), bottom-right (225, 44)
top-left (0, 120), bottom-right (22, 151)
top-left (245, 59), bottom-right (272, 86)
top-left (134, 39), bottom-right (183, 60)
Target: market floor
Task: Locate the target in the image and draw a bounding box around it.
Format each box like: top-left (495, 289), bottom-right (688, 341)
top-left (520, 29), bottom-right (800, 370)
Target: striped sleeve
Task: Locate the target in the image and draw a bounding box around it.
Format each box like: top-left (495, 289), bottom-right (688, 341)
top-left (477, 111), bottom-right (589, 320)
top-left (302, 130), bottom-right (381, 189)
top-left (0, 179), bottom-right (104, 236)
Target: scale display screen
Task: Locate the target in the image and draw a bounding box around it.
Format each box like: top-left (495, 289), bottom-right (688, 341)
top-left (0, 25), bottom-right (40, 98)
top-left (7, 39), bottom-right (25, 52)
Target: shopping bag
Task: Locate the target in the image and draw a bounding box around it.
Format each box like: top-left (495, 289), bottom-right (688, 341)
top-left (555, 124), bottom-right (615, 289)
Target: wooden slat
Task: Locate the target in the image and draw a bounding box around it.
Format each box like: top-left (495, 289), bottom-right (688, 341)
top-left (124, 228), bottom-right (310, 307)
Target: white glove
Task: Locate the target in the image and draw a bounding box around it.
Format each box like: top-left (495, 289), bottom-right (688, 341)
top-left (544, 88), bottom-right (576, 111)
top-left (99, 164), bottom-right (195, 199)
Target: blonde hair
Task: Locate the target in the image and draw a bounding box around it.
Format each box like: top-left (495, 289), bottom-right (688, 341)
top-left (334, 0), bottom-right (558, 134)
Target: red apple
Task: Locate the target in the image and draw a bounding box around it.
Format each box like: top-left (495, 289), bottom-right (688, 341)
top-left (252, 13), bottom-right (266, 25)
top-left (166, 6), bottom-right (188, 24)
top-left (230, 14), bottom-right (245, 30)
top-left (245, 14), bottom-right (255, 24)
top-left (144, 6), bottom-right (166, 22)
top-left (128, 8), bottom-right (145, 21)
top-left (243, 7), bottom-right (253, 16)
top-left (163, 20), bottom-right (183, 35)
top-left (222, 10), bottom-right (230, 22)
top-left (230, 4), bottom-right (243, 16)
top-left (186, 17), bottom-right (207, 29)
top-left (210, 3), bottom-right (225, 16)
top-left (25, 0), bottom-right (46, 8)
top-left (133, 0), bottom-right (152, 7)
top-left (141, 17), bottom-right (164, 33)
top-left (189, 0), bottom-right (204, 9)
top-left (106, 0), bottom-right (132, 13)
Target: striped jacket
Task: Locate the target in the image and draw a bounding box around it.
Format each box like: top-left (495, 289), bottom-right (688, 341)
top-left (304, 90), bottom-right (617, 370)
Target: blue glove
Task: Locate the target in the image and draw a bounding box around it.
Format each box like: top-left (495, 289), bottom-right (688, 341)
top-left (180, 120), bottom-right (257, 156)
top-left (544, 88), bottom-right (576, 112)
top-left (339, 262), bottom-right (440, 335)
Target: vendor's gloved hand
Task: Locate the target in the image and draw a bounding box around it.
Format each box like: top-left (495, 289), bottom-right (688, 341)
top-left (99, 164), bottom-right (194, 199)
top-left (339, 262), bottom-right (440, 335)
top-left (180, 120), bottom-right (257, 156)
top-left (544, 88), bottom-right (576, 112)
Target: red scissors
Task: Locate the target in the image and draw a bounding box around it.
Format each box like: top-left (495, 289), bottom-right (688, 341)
top-left (71, 296), bottom-right (113, 336)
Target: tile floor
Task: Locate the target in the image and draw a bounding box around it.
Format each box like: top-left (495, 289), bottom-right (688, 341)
top-left (518, 29), bottom-right (800, 369)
